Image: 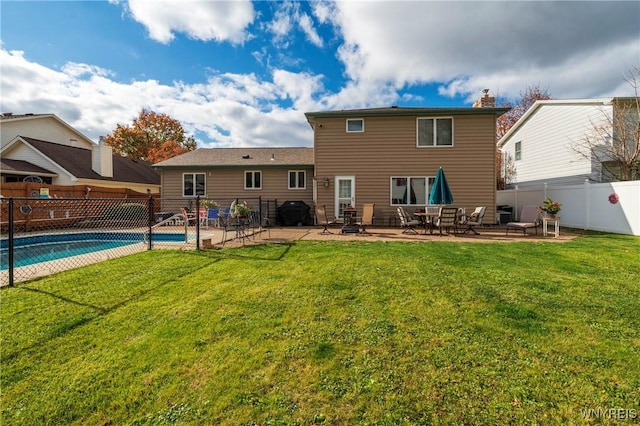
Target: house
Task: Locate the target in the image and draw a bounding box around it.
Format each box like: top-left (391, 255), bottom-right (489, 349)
top-left (152, 147), bottom-right (314, 210)
top-left (0, 113), bottom-right (160, 193)
top-left (497, 98), bottom-right (640, 188)
top-left (305, 95), bottom-right (508, 225)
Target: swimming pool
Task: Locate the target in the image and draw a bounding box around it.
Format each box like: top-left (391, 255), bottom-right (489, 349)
top-left (1, 232), bottom-right (189, 270)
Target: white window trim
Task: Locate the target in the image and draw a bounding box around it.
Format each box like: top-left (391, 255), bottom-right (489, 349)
top-left (515, 141), bottom-right (522, 161)
top-left (416, 117), bottom-right (454, 147)
top-left (182, 172), bottom-right (206, 197)
top-left (288, 170), bottom-right (306, 190)
top-left (346, 118), bottom-right (364, 133)
top-left (244, 170), bottom-right (262, 190)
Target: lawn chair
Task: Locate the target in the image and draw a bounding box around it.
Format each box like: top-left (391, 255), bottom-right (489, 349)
top-left (315, 205), bottom-right (337, 234)
top-left (356, 203), bottom-right (375, 235)
top-left (506, 205), bottom-right (541, 235)
top-left (459, 206), bottom-right (486, 235)
top-left (198, 208), bottom-right (208, 228)
top-left (434, 206), bottom-right (460, 235)
top-left (397, 207), bottom-right (420, 234)
top-left (181, 208), bottom-right (197, 225)
top-left (207, 208), bottom-right (220, 228)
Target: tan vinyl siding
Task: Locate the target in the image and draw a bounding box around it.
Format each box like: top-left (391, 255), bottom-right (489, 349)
top-left (159, 167), bottom-right (314, 207)
top-left (314, 114), bottom-right (497, 224)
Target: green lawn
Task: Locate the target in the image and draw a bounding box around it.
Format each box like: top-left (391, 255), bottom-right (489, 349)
top-left (1, 234), bottom-right (639, 425)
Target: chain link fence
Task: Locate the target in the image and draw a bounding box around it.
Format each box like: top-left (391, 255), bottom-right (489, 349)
top-left (1, 196), bottom-right (275, 286)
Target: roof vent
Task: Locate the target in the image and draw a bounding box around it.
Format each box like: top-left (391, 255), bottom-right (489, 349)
top-left (271, 153), bottom-right (275, 161)
top-left (242, 154), bottom-right (251, 159)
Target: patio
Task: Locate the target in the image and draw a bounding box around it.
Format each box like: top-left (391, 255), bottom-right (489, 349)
top-left (210, 223), bottom-right (577, 248)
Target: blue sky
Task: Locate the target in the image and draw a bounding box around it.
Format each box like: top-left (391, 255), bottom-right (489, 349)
top-left (1, 1), bottom-right (639, 148)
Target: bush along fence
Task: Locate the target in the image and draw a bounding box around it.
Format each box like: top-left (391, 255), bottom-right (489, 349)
top-left (0, 196), bottom-right (274, 287)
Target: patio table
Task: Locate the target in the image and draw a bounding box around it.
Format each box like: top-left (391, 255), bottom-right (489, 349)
top-left (414, 211), bottom-right (438, 234)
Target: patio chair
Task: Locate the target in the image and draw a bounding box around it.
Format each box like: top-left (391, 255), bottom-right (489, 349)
top-left (434, 206), bottom-right (460, 235)
top-left (207, 208), bottom-right (220, 228)
top-left (181, 208), bottom-right (197, 225)
top-left (397, 207), bottom-right (420, 234)
top-left (315, 205), bottom-right (337, 234)
top-left (198, 208), bottom-right (208, 228)
top-left (506, 205), bottom-right (541, 235)
top-left (459, 206), bottom-right (486, 235)
top-left (355, 203), bottom-right (375, 235)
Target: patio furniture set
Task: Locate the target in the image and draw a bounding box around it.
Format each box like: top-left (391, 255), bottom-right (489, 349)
top-left (316, 204), bottom-right (553, 237)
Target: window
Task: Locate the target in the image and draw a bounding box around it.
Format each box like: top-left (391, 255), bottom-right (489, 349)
top-left (245, 171), bottom-right (262, 189)
top-left (417, 117), bottom-right (453, 146)
top-left (391, 176), bottom-right (434, 205)
top-left (346, 118), bottom-right (364, 133)
top-left (183, 173), bottom-right (205, 197)
top-left (288, 170), bottom-right (306, 189)
top-left (515, 141), bottom-right (522, 161)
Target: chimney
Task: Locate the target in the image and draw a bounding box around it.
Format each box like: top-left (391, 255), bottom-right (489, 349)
top-left (473, 89), bottom-right (495, 108)
top-left (92, 140), bottom-right (113, 177)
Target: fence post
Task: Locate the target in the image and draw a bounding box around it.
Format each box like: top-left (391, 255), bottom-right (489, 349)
top-left (584, 179), bottom-right (590, 230)
top-left (8, 198), bottom-right (15, 287)
top-left (514, 186), bottom-right (519, 220)
top-left (147, 196), bottom-right (154, 250)
top-left (196, 196), bottom-right (200, 251)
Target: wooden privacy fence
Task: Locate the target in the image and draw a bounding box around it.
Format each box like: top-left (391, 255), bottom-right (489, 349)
top-left (0, 182), bottom-right (152, 199)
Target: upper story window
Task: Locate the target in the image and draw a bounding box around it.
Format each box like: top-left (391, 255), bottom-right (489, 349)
top-left (417, 117), bottom-right (453, 147)
top-left (288, 170), bottom-right (306, 189)
top-left (346, 118), bottom-right (364, 133)
top-left (515, 141), bottom-right (522, 161)
top-left (183, 173), bottom-right (205, 197)
top-left (245, 170), bottom-right (262, 189)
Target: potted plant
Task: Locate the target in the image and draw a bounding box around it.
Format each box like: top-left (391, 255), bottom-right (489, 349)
top-left (233, 201), bottom-right (252, 217)
top-left (201, 199), bottom-right (218, 209)
top-left (539, 198), bottom-right (562, 218)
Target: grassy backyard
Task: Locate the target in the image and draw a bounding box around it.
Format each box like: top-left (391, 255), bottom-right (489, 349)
top-left (1, 233), bottom-right (639, 425)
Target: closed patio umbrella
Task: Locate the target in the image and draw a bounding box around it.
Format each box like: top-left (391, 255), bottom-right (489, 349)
top-left (429, 167), bottom-right (454, 205)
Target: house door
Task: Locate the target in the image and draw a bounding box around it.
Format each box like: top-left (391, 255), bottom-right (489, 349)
top-left (335, 176), bottom-right (355, 218)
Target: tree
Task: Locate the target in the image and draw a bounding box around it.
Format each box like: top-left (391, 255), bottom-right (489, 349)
top-left (104, 109), bottom-right (197, 162)
top-left (496, 85), bottom-right (552, 188)
top-left (573, 67), bottom-right (640, 181)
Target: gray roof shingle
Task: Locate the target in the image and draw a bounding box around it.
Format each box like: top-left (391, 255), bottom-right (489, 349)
top-left (0, 158), bottom-right (56, 175)
top-left (21, 137), bottom-right (160, 184)
top-left (153, 147), bottom-right (314, 168)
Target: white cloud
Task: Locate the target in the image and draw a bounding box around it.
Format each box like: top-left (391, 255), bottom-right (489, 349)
top-left (126, 0), bottom-right (254, 44)
top-left (266, 3), bottom-right (294, 48)
top-left (298, 13), bottom-right (323, 48)
top-left (326, 1), bottom-right (640, 100)
top-left (2, 0), bottom-right (638, 152)
top-left (267, 1), bottom-right (324, 49)
top-left (0, 48), bottom-right (316, 148)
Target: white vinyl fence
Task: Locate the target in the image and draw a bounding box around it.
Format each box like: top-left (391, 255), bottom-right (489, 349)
top-left (497, 180), bottom-right (640, 236)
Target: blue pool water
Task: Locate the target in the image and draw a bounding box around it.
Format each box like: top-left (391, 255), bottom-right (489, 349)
top-left (1, 232), bottom-right (187, 270)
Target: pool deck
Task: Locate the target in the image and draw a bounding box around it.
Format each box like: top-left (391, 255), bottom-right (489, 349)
top-left (207, 223), bottom-right (577, 248)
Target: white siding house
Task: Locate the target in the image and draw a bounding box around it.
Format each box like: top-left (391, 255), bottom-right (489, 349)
top-left (0, 113), bottom-right (94, 149)
top-left (498, 99), bottom-right (617, 188)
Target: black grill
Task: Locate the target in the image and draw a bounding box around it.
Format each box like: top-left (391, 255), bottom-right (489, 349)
top-left (277, 200), bottom-right (311, 226)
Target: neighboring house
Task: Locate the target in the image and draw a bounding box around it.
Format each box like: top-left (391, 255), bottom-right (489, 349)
top-left (0, 113), bottom-right (94, 149)
top-left (0, 113), bottom-right (160, 193)
top-left (153, 147), bottom-right (314, 209)
top-left (305, 94), bottom-right (508, 225)
top-left (497, 98), bottom-right (640, 188)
